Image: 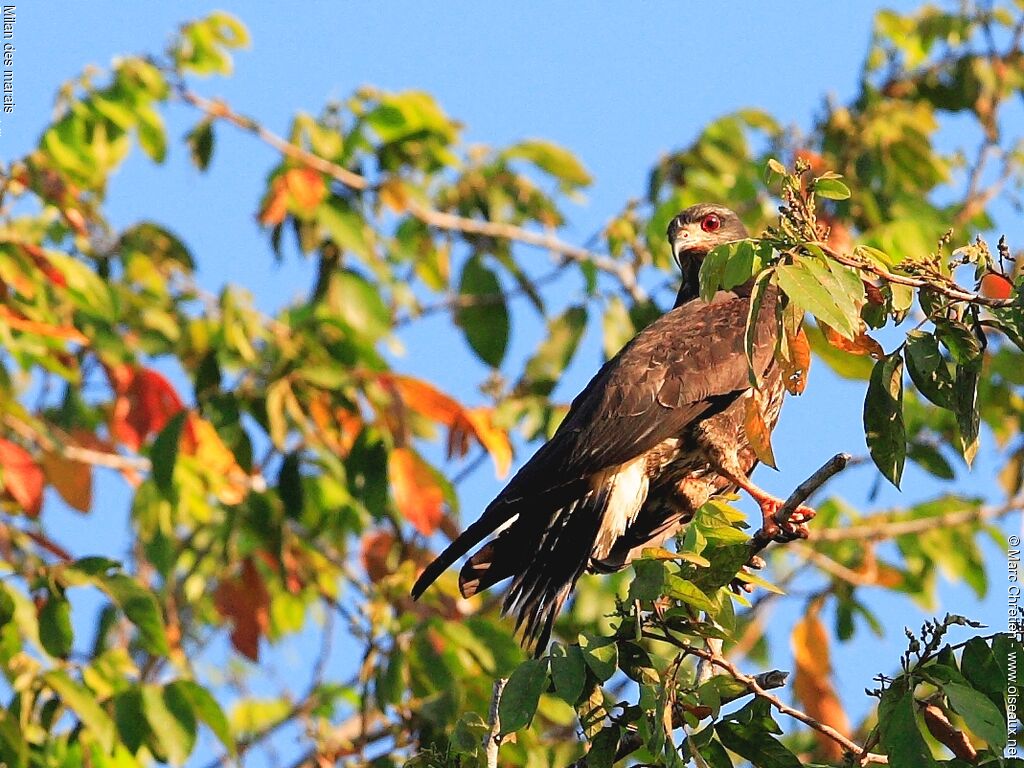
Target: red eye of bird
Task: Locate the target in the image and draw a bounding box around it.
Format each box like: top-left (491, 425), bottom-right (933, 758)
top-left (701, 213), bottom-right (722, 233)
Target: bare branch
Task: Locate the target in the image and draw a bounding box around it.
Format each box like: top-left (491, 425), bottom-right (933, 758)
top-left (486, 677), bottom-right (508, 768)
top-left (175, 86), bottom-right (647, 303)
top-left (689, 647), bottom-right (888, 765)
top-left (813, 493), bottom-right (1024, 542)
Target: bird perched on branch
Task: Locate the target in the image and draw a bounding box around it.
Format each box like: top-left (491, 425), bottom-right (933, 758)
top-left (412, 203), bottom-right (813, 653)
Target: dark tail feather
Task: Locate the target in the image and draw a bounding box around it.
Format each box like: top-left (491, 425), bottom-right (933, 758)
top-left (502, 487), bottom-right (611, 656)
top-left (411, 513), bottom-right (510, 600)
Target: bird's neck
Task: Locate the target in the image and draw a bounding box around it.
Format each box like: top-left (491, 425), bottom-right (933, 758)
top-left (673, 258), bottom-right (702, 307)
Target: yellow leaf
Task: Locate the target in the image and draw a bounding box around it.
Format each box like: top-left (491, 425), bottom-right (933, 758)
top-left (743, 390), bottom-right (777, 469)
top-left (41, 452), bottom-right (91, 513)
top-left (378, 178), bottom-right (409, 213)
top-left (184, 416), bottom-right (248, 505)
top-left (463, 408), bottom-right (512, 479)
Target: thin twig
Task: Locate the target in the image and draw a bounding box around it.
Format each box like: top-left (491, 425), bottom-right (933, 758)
top-left (175, 86), bottom-right (647, 303)
top-left (485, 677), bottom-right (507, 768)
top-left (749, 452), bottom-right (855, 553)
top-left (813, 493), bottom-right (1024, 542)
top-left (689, 647), bottom-right (889, 764)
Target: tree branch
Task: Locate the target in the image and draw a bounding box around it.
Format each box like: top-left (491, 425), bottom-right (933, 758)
top-left (485, 677), bottom-right (508, 768)
top-left (688, 647), bottom-right (889, 765)
top-left (813, 493), bottom-right (1024, 542)
top-left (175, 86), bottom-right (647, 303)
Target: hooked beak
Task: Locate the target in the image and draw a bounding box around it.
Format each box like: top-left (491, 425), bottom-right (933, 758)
top-left (670, 225), bottom-right (710, 267)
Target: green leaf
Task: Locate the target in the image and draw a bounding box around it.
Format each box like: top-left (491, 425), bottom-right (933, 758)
top-left (326, 269), bottom-right (390, 341)
top-left (278, 451), bottom-right (304, 519)
top-left (579, 634), bottom-right (618, 682)
top-left (775, 259), bottom-right (859, 339)
top-left (185, 119), bottom-right (215, 171)
top-left (99, 574), bottom-right (170, 656)
top-left (864, 352), bottom-right (906, 487)
top-left (169, 680), bottom-right (234, 753)
top-left (716, 714), bottom-right (799, 768)
top-left (550, 644), bottom-right (587, 704)
top-left (44, 671), bottom-right (117, 753)
top-left (504, 139), bottom-right (592, 189)
top-left (39, 594), bottom-right (73, 658)
top-left (455, 256), bottom-right (509, 367)
top-left (142, 683), bottom-right (197, 766)
top-left (317, 199), bottom-right (373, 260)
top-left (954, 362), bottom-right (980, 466)
top-left (699, 244), bottom-right (733, 302)
top-left (628, 559), bottom-right (666, 602)
top-left (0, 708), bottom-right (26, 768)
top-left (498, 659), bottom-right (548, 734)
top-left (587, 724), bottom-right (620, 768)
top-left (878, 686), bottom-right (938, 768)
top-left (944, 681), bottom-right (1006, 752)
top-left (960, 637), bottom-right (1004, 707)
top-left (936, 319), bottom-right (983, 365)
top-left (721, 240), bottom-right (760, 291)
top-left (522, 306), bottom-right (587, 395)
top-left (814, 177), bottom-right (851, 200)
top-left (904, 331), bottom-right (954, 409)
top-left (151, 411), bottom-right (187, 498)
top-left (665, 575), bottom-right (716, 612)
top-left (744, 269), bottom-right (774, 387)
top-left (0, 583), bottom-right (15, 628)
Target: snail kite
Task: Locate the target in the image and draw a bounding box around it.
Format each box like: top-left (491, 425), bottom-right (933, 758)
top-left (412, 204), bottom-right (813, 653)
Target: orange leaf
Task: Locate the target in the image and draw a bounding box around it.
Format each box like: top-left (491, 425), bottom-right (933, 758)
top-left (213, 556), bottom-right (269, 662)
top-left (258, 175), bottom-right (289, 226)
top-left (0, 439), bottom-right (44, 517)
top-left (109, 365), bottom-right (185, 451)
top-left (743, 390), bottom-right (777, 469)
top-left (181, 416), bottom-right (248, 505)
top-left (20, 243), bottom-right (68, 287)
top-left (41, 452), bottom-right (91, 513)
top-left (389, 448), bottom-right (444, 535)
top-left (285, 168), bottom-right (326, 212)
top-left (981, 273), bottom-right (1013, 300)
top-left (792, 602), bottom-right (851, 761)
top-left (0, 306), bottom-right (88, 345)
top-left (383, 374), bottom-right (512, 478)
top-left (260, 168), bottom-right (326, 225)
top-left (820, 322), bottom-right (884, 359)
top-left (780, 327), bottom-right (811, 395)
top-left (463, 408), bottom-right (512, 478)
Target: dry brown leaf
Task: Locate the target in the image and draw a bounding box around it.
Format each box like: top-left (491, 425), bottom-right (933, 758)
top-left (41, 451), bottom-right (91, 513)
top-left (743, 390), bottom-right (777, 469)
top-left (389, 447), bottom-right (444, 535)
top-left (792, 601), bottom-right (851, 761)
top-left (360, 530), bottom-right (396, 583)
top-left (780, 326), bottom-right (811, 395)
top-left (922, 703), bottom-right (978, 763)
top-left (213, 556), bottom-right (270, 661)
top-left (820, 321), bottom-right (884, 359)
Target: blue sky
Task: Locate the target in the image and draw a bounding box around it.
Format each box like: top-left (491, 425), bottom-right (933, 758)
top-left (8, 3), bottom-right (1018, 765)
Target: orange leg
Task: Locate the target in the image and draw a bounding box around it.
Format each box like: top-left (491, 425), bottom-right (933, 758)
top-left (723, 472), bottom-right (816, 543)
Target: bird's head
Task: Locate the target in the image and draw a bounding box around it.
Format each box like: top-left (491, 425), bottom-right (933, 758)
top-left (667, 204), bottom-right (748, 305)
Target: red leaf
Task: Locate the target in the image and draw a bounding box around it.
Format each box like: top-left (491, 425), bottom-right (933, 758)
top-left (981, 273), bottom-right (1013, 300)
top-left (360, 530), bottom-right (395, 583)
top-left (109, 366), bottom-right (185, 451)
top-left (213, 556), bottom-right (269, 662)
top-left (0, 439), bottom-right (44, 517)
